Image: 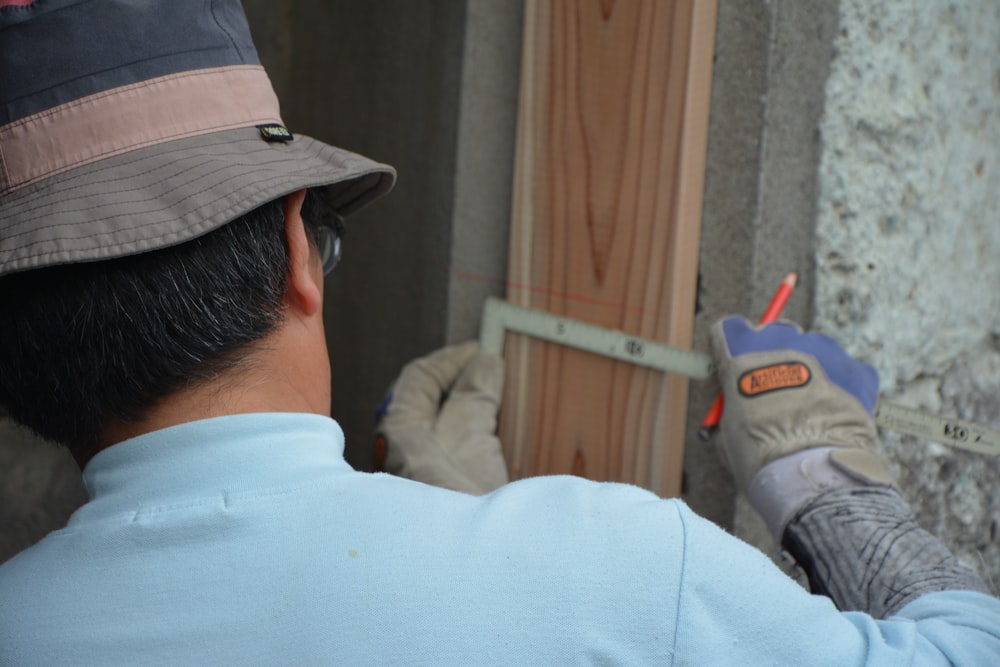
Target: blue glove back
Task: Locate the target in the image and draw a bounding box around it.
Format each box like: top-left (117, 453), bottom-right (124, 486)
top-left (720, 317), bottom-right (879, 415)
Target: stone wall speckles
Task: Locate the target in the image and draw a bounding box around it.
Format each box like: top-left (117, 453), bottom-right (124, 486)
top-left (814, 0), bottom-right (1000, 586)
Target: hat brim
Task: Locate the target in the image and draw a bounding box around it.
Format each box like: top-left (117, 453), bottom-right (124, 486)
top-left (0, 127), bottom-right (395, 275)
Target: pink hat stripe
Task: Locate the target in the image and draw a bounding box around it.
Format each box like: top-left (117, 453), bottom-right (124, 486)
top-left (0, 65), bottom-right (282, 196)
top-left (0, 1), bottom-right (35, 6)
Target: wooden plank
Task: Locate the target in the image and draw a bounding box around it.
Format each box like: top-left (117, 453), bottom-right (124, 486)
top-left (502, 0), bottom-right (717, 497)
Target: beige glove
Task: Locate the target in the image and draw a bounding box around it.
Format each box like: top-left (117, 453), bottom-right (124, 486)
top-left (712, 319), bottom-right (992, 616)
top-left (375, 342), bottom-right (510, 495)
top-left (710, 316), bottom-right (898, 541)
top-left (710, 316), bottom-right (895, 493)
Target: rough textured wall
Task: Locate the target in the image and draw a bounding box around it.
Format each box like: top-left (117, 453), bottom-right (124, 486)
top-left (445, 0), bottom-right (523, 344)
top-left (815, 1), bottom-right (1000, 586)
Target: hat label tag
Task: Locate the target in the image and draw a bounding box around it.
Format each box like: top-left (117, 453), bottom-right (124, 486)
top-left (257, 124), bottom-right (294, 142)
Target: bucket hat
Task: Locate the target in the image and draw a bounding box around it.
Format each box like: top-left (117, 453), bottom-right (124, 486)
top-left (0, 0), bottom-right (396, 277)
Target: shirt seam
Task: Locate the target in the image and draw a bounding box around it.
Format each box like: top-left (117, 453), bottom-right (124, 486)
top-left (51, 477), bottom-right (344, 533)
top-left (669, 501), bottom-right (687, 666)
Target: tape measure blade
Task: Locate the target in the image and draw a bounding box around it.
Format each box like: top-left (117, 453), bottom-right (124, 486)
top-left (479, 298), bottom-right (712, 379)
top-left (480, 297), bottom-right (507, 355)
top-left (484, 301), bottom-right (1000, 457)
top-left (875, 403), bottom-right (1000, 457)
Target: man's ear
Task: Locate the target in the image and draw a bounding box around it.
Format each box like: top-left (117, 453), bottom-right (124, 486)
top-left (282, 189), bottom-right (323, 317)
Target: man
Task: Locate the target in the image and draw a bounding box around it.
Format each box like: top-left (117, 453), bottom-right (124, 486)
top-left (1, 1), bottom-right (998, 664)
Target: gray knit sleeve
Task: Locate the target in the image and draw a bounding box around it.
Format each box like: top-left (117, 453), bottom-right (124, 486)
top-left (781, 486), bottom-right (994, 618)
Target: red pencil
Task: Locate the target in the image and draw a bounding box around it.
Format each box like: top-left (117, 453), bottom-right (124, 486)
top-left (698, 271), bottom-right (798, 440)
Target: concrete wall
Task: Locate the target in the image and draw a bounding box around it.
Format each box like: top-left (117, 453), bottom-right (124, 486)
top-left (694, 0), bottom-right (1000, 587)
top-left (686, 0), bottom-right (838, 534)
top-left (814, 0), bottom-right (1000, 585)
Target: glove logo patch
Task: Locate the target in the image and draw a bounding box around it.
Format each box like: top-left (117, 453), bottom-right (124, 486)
top-left (738, 362), bottom-right (811, 397)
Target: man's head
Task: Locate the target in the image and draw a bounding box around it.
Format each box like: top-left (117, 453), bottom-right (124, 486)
top-left (0, 0), bottom-right (395, 455)
top-left (0, 194), bottom-right (296, 452)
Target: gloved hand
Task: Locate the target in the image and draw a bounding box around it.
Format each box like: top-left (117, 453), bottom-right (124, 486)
top-left (375, 342), bottom-right (510, 495)
top-left (710, 316), bottom-right (897, 537)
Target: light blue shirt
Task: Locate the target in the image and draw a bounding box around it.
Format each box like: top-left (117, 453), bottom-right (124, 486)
top-left (1, 413), bottom-right (998, 665)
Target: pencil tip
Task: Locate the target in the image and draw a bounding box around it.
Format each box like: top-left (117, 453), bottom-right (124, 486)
top-left (785, 271), bottom-right (798, 287)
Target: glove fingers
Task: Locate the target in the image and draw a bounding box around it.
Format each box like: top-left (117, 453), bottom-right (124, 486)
top-left (378, 342), bottom-right (510, 495)
top-left (709, 316), bottom-right (740, 374)
top-left (713, 316), bottom-right (805, 359)
top-left (436, 351), bottom-right (504, 433)
top-left (800, 332), bottom-right (878, 413)
top-left (434, 351), bottom-right (510, 491)
top-left (388, 341), bottom-right (482, 424)
top-left (709, 316), bottom-right (750, 391)
top-left (712, 317), bottom-right (879, 414)
top-left (382, 436), bottom-right (491, 495)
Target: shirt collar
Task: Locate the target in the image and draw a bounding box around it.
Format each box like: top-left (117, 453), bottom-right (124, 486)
top-left (77, 413), bottom-right (351, 517)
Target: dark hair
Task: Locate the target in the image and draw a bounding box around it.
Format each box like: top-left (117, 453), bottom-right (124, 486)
top-left (0, 196), bottom-right (317, 453)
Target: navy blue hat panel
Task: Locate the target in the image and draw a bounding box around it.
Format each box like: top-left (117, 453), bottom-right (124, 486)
top-left (0, 0), bottom-right (261, 125)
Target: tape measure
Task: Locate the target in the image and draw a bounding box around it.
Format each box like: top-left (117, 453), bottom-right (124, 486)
top-left (480, 297), bottom-right (714, 379)
top-left (480, 297), bottom-right (1000, 457)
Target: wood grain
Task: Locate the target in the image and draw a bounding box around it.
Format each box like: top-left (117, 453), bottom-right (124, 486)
top-left (502, 0), bottom-right (717, 497)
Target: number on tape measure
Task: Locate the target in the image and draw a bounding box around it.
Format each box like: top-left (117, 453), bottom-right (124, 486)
top-left (873, 403), bottom-right (1000, 457)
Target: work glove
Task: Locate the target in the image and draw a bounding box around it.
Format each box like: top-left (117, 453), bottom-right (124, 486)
top-left (710, 316), bottom-right (897, 537)
top-left (375, 342), bottom-right (510, 495)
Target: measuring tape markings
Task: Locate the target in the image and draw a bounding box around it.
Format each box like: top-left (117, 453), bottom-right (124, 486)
top-left (480, 297), bottom-right (1000, 457)
top-left (481, 297), bottom-right (713, 378)
top-left (872, 403), bottom-right (1000, 457)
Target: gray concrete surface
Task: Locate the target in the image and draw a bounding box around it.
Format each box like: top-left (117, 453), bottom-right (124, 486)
top-left (445, 0), bottom-right (523, 344)
top-left (686, 0), bottom-right (837, 539)
top-left (813, 0), bottom-right (1000, 587)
